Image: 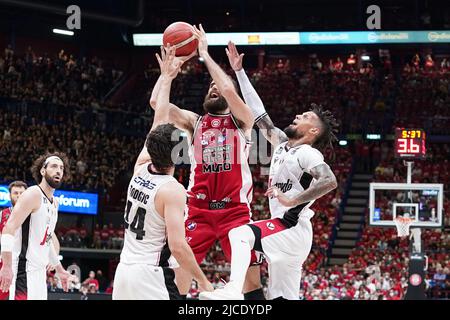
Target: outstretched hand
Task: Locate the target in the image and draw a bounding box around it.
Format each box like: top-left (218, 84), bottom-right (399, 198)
top-left (155, 44), bottom-right (183, 80)
top-left (226, 41), bottom-right (244, 71)
top-left (192, 24), bottom-right (208, 56)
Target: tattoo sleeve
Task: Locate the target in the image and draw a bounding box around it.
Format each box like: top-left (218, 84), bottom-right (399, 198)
top-left (257, 114), bottom-right (288, 146)
top-left (291, 163), bottom-right (338, 206)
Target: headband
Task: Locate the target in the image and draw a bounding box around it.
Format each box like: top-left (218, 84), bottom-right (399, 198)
top-left (43, 156), bottom-right (63, 167)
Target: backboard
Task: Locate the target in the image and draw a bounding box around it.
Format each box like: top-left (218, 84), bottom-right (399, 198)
top-left (369, 183), bottom-right (444, 228)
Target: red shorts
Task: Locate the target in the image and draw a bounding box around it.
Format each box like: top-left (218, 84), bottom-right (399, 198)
top-left (185, 203), bottom-right (258, 265)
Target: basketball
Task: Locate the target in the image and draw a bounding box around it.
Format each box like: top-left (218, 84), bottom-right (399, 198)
top-left (163, 22), bottom-right (198, 57)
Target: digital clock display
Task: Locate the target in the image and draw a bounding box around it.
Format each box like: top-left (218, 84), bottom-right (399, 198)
top-left (395, 128), bottom-right (426, 159)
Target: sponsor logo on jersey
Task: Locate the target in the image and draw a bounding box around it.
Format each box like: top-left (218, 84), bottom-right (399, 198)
top-left (133, 177), bottom-right (157, 190)
top-left (196, 193), bottom-right (206, 200)
top-left (186, 236), bottom-right (192, 243)
top-left (274, 179), bottom-right (293, 193)
top-left (209, 201), bottom-right (226, 210)
top-left (266, 222), bottom-right (275, 231)
top-left (211, 119), bottom-right (221, 128)
top-left (203, 163), bottom-right (232, 173)
top-left (275, 147), bottom-right (283, 154)
top-left (186, 221), bottom-right (197, 231)
top-left (409, 274), bottom-right (422, 286)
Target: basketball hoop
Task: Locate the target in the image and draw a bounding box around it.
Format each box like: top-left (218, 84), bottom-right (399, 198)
top-left (394, 216), bottom-right (413, 237)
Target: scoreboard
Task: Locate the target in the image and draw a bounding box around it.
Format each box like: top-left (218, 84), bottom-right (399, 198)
top-left (395, 128), bottom-right (426, 159)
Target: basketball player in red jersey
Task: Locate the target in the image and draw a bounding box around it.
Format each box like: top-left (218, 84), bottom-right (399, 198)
top-left (0, 181), bottom-right (27, 300)
top-left (149, 25), bottom-right (264, 299)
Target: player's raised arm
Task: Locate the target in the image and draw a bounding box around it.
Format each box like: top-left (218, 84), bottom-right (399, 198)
top-left (148, 46), bottom-right (199, 133)
top-left (0, 188), bottom-right (40, 292)
top-left (158, 182), bottom-right (213, 292)
top-left (226, 41), bottom-right (288, 146)
top-left (135, 46), bottom-right (197, 172)
top-left (192, 25), bottom-right (254, 131)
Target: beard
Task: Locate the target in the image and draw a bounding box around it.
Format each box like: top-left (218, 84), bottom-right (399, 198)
top-left (283, 125), bottom-right (304, 140)
top-left (44, 173), bottom-right (62, 189)
top-left (203, 95), bottom-right (228, 114)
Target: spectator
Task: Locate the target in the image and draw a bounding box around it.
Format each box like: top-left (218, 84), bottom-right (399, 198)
top-left (82, 270), bottom-right (99, 292)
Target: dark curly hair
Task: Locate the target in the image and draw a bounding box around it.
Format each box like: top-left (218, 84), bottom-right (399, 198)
top-left (310, 103), bottom-right (339, 152)
top-left (30, 152), bottom-right (71, 184)
top-left (145, 124), bottom-right (180, 173)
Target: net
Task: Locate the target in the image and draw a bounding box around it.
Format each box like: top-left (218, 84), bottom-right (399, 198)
top-left (394, 216), bottom-right (413, 237)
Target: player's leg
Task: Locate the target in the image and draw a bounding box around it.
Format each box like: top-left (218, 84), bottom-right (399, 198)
top-left (262, 217), bottom-right (312, 300)
top-left (266, 256), bottom-right (303, 300)
top-left (199, 224), bottom-right (255, 300)
top-left (219, 208), bottom-right (264, 299)
top-left (26, 268), bottom-right (47, 300)
top-left (112, 262), bottom-right (130, 300)
top-left (14, 259), bottom-right (27, 300)
top-left (114, 263), bottom-right (180, 300)
top-left (175, 206), bottom-right (216, 297)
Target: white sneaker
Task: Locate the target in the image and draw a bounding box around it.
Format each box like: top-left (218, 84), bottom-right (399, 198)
top-left (199, 281), bottom-right (244, 300)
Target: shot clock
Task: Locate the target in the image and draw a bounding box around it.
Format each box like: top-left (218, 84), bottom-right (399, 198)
top-left (395, 128), bottom-right (426, 159)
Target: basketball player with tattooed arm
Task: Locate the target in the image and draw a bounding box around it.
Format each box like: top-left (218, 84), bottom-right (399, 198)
top-left (112, 46), bottom-right (213, 300)
top-left (0, 153), bottom-right (72, 300)
top-left (201, 42), bottom-right (339, 300)
top-left (148, 25), bottom-right (264, 299)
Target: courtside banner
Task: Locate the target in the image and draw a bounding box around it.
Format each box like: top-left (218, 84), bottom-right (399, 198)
top-left (133, 30), bottom-right (450, 46)
top-left (0, 185), bottom-right (98, 215)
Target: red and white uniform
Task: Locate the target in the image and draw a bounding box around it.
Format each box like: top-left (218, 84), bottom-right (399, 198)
top-left (7, 186), bottom-right (58, 300)
top-left (185, 112), bottom-right (255, 263)
top-left (0, 207), bottom-right (13, 300)
top-left (248, 142), bottom-right (327, 299)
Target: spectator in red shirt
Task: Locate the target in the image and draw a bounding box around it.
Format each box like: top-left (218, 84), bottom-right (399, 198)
top-left (347, 54), bottom-right (356, 70)
top-left (424, 54), bottom-right (434, 70)
top-left (334, 57), bottom-right (344, 72)
top-left (82, 270), bottom-right (99, 292)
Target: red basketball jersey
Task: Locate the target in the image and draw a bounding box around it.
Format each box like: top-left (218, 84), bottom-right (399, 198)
top-left (187, 113), bottom-right (253, 208)
top-left (0, 207), bottom-right (12, 232)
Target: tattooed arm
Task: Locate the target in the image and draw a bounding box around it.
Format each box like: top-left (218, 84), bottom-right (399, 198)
top-left (257, 115), bottom-right (288, 147)
top-left (265, 163), bottom-right (337, 207)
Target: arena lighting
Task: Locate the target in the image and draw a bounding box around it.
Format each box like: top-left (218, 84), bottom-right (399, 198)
top-left (366, 134), bottom-right (381, 140)
top-left (198, 57), bottom-right (205, 62)
top-left (361, 55), bottom-right (370, 61)
top-left (339, 140), bottom-right (348, 146)
top-left (53, 28), bottom-right (74, 36)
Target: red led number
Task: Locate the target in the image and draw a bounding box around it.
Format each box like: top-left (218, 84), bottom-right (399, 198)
top-left (410, 140), bottom-right (420, 153)
top-left (397, 139), bottom-right (407, 153)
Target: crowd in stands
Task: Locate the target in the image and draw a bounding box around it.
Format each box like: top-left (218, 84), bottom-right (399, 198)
top-left (0, 45), bottom-right (123, 108)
